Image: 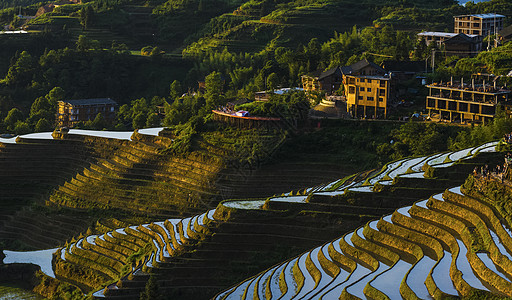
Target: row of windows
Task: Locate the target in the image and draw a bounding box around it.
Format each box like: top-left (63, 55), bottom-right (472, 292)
top-left (357, 79), bottom-right (387, 86)
top-left (357, 96), bottom-right (385, 102)
top-left (349, 87), bottom-right (386, 95)
top-left (67, 107), bottom-right (115, 114)
top-left (457, 22), bottom-right (480, 28)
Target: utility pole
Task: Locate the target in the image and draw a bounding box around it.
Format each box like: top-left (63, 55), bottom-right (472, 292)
top-left (431, 49), bottom-right (435, 72)
top-left (494, 12), bottom-right (499, 48)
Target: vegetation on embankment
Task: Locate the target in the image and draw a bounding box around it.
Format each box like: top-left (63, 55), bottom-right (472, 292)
top-left (272, 113), bottom-right (512, 172)
top-left (462, 169), bottom-right (512, 229)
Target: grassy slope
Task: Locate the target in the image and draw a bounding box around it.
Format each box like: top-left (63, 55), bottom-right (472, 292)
top-left (2, 0), bottom-right (461, 55)
top-left (184, 0), bottom-right (460, 53)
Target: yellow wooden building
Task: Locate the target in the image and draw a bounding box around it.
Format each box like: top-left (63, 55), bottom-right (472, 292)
top-left (344, 75), bottom-right (390, 119)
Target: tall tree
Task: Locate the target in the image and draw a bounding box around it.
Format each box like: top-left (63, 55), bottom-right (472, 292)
top-left (266, 73), bottom-right (279, 91)
top-left (169, 80), bottom-right (182, 100)
top-left (4, 51), bottom-right (34, 86)
top-left (204, 71), bottom-right (224, 109)
top-left (413, 37), bottom-right (427, 60)
top-left (79, 6), bottom-right (94, 30)
top-left (4, 108), bottom-right (23, 131)
top-left (76, 35), bottom-right (91, 51)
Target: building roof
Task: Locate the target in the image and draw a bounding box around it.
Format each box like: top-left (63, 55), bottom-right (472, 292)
top-left (418, 31), bottom-right (480, 38)
top-left (381, 60), bottom-right (425, 73)
top-left (318, 66), bottom-right (341, 81)
top-left (444, 33), bottom-right (481, 44)
top-left (454, 13), bottom-right (505, 20)
top-left (341, 59), bottom-right (386, 75)
top-left (348, 75), bottom-right (390, 80)
top-left (60, 98), bottom-right (117, 106)
top-left (418, 31), bottom-right (458, 38)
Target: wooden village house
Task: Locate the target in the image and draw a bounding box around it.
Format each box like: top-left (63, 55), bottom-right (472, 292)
top-left (301, 67), bottom-right (343, 95)
top-left (56, 98), bottom-right (117, 128)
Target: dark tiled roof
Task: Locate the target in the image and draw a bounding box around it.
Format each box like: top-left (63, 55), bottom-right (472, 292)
top-left (61, 98), bottom-right (117, 106)
top-left (318, 67), bottom-right (341, 80)
top-left (341, 59), bottom-right (386, 75)
top-left (381, 60), bottom-right (425, 73)
top-left (444, 33), bottom-right (480, 44)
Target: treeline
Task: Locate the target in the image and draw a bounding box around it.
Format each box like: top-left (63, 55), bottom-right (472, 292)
top-left (0, 0), bottom-right (40, 10)
top-left (183, 25), bottom-right (418, 99)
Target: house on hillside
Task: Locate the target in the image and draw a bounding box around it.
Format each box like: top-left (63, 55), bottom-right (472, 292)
top-left (381, 60), bottom-right (426, 99)
top-left (381, 60), bottom-right (426, 81)
top-left (343, 74), bottom-right (390, 119)
top-left (454, 13), bottom-right (504, 37)
top-left (426, 79), bottom-right (512, 124)
top-left (56, 98), bottom-right (117, 128)
top-left (417, 32), bottom-right (482, 57)
top-left (342, 59), bottom-right (390, 119)
top-left (301, 67), bottom-right (343, 95)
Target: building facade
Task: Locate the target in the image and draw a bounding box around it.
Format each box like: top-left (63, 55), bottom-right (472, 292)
top-left (301, 67), bottom-right (343, 95)
top-left (344, 75), bottom-right (390, 119)
top-left (57, 98), bottom-right (117, 128)
top-left (417, 32), bottom-right (482, 56)
top-left (426, 82), bottom-right (511, 124)
top-left (454, 14), bottom-right (505, 36)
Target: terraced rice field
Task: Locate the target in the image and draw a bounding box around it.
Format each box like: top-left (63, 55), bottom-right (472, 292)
top-left (0, 130), bottom-right (508, 299)
top-left (216, 182), bottom-right (512, 299)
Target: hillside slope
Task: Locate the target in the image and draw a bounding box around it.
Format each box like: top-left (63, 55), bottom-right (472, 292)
top-left (1, 130), bottom-right (507, 299)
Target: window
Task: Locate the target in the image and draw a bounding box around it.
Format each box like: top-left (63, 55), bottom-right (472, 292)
top-left (360, 78), bottom-right (365, 83)
top-left (379, 89), bottom-right (386, 96)
top-left (380, 81), bottom-right (386, 87)
top-left (349, 86), bottom-right (356, 94)
top-left (358, 96), bottom-right (363, 100)
top-left (379, 97), bottom-right (384, 102)
top-left (367, 88), bottom-right (372, 93)
top-left (367, 97), bottom-right (374, 101)
top-left (367, 79), bottom-right (372, 83)
top-left (360, 87), bottom-right (365, 92)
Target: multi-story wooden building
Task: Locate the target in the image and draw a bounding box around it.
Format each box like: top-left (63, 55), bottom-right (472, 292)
top-left (344, 75), bottom-right (390, 119)
top-left (454, 13), bottom-right (504, 36)
top-left (417, 32), bottom-right (482, 56)
top-left (57, 98), bottom-right (117, 128)
top-left (301, 67), bottom-right (343, 95)
top-left (426, 81), bottom-right (511, 124)
top-left (341, 59), bottom-right (391, 119)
